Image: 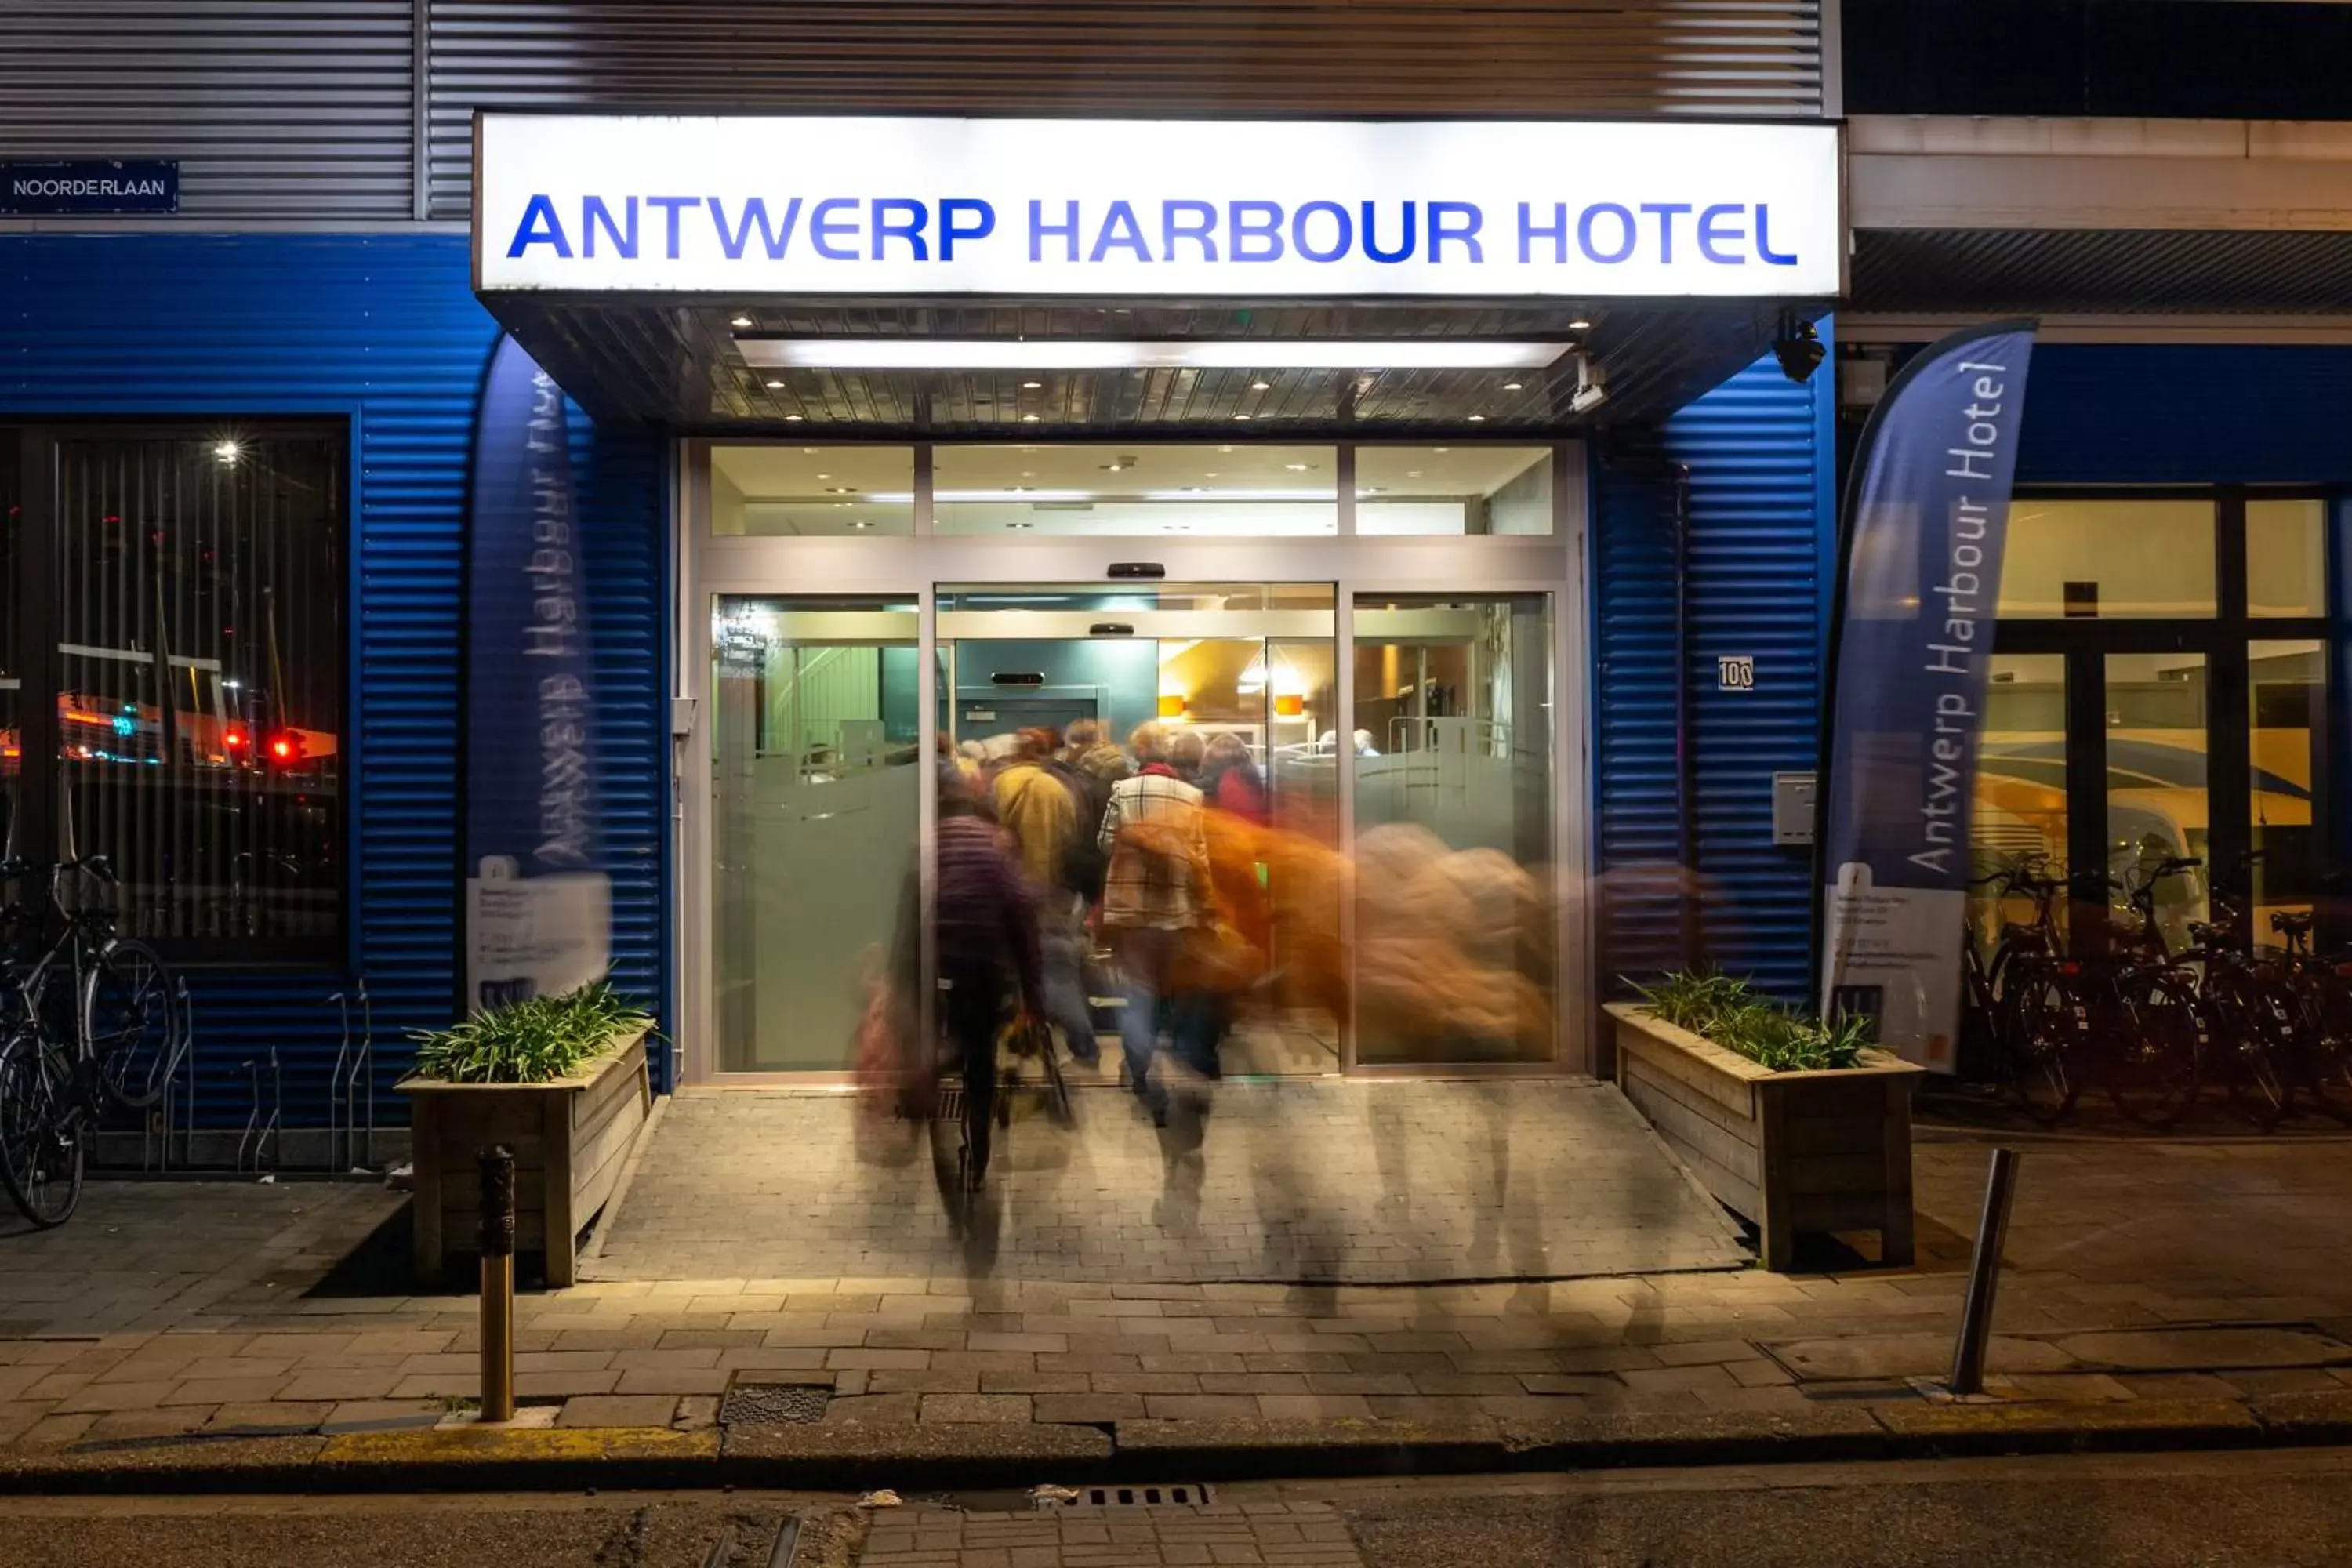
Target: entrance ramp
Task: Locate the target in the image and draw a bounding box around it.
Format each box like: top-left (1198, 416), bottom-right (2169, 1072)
top-left (585, 1078), bottom-right (1748, 1285)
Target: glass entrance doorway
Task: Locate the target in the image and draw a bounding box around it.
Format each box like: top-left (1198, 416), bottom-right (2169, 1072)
top-left (681, 442), bottom-right (1585, 1084)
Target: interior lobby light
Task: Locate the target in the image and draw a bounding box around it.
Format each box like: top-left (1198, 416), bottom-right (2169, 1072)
top-left (735, 339), bottom-right (1573, 372)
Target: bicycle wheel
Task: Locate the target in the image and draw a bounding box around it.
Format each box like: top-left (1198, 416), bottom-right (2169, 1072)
top-left (2213, 975), bottom-right (2290, 1131)
top-left (2006, 971), bottom-right (2082, 1127)
top-left (2107, 970), bottom-right (2202, 1129)
top-left (2303, 971), bottom-right (2352, 1123)
top-left (0, 1028), bottom-right (85, 1229)
top-left (82, 937), bottom-right (178, 1112)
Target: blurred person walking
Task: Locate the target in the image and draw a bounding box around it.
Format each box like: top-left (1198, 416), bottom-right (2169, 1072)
top-left (1098, 722), bottom-right (1212, 1123)
top-left (992, 727), bottom-right (1102, 1065)
top-left (1197, 731), bottom-right (1269, 825)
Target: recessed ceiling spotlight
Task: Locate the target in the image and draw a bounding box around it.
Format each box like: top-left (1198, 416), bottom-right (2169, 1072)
top-left (803, 448), bottom-right (820, 455)
top-left (1007, 520), bottom-right (1035, 529)
top-left (1406, 470), bottom-right (1425, 478)
top-left (1022, 379), bottom-right (1043, 389)
top-left (1020, 470), bottom-right (1036, 477)
top-left (825, 486), bottom-right (857, 495)
top-left (815, 472), bottom-right (831, 479)
top-left (1218, 445), bottom-right (1235, 453)
top-left (1250, 380), bottom-right (1272, 391)
top-left (1468, 415), bottom-right (1486, 423)
top-left (212, 439), bottom-right (241, 463)
top-left (1434, 447), bottom-right (1451, 453)
top-left (1569, 318), bottom-right (1592, 331)
top-left (1205, 472), bottom-right (1219, 478)
top-left (1233, 413), bottom-right (1252, 422)
top-left (849, 520), bottom-right (874, 530)
top-left (1022, 413), bottom-right (1040, 423)
top-left (731, 315), bottom-right (753, 328)
top-left (764, 379), bottom-right (785, 389)
top-left (785, 413), bottom-right (804, 422)
top-left (1503, 381), bottom-right (1523, 391)
top-left (1283, 463), bottom-right (1309, 472)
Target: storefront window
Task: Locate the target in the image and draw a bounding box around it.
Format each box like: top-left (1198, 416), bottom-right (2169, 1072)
top-left (2250, 639), bottom-right (2325, 933)
top-left (1356, 446), bottom-right (1554, 535)
top-left (1999, 499), bottom-right (2216, 619)
top-left (2105, 652), bottom-right (2210, 949)
top-left (933, 445), bottom-right (1338, 535)
top-left (1972, 653), bottom-right (2068, 944)
top-left (711, 445), bottom-right (915, 535)
top-left (2248, 499), bottom-right (2328, 618)
top-left (43, 431), bottom-right (346, 952)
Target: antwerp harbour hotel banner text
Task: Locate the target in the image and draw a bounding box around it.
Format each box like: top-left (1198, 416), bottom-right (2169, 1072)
top-left (475, 115), bottom-right (1843, 298)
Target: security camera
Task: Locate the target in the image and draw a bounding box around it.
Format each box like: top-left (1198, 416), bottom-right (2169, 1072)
top-left (1773, 317), bottom-right (1825, 384)
top-left (1568, 356), bottom-right (1608, 416)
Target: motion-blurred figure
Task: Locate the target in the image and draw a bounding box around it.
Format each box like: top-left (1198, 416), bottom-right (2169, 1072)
top-left (1098, 722), bottom-right (1211, 1123)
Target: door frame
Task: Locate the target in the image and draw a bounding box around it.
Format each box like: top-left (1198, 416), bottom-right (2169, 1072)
top-left (673, 437), bottom-right (1592, 1085)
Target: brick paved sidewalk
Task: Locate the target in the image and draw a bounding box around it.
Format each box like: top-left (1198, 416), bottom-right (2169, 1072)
top-left (858, 1501), bottom-right (1363, 1568)
top-left (2, 1131), bottom-right (2350, 1454)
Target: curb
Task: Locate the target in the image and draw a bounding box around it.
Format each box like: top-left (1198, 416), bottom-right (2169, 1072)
top-left (2, 1391), bottom-right (2349, 1496)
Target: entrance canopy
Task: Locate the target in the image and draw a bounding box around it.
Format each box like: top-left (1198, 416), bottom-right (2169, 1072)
top-left (472, 113), bottom-right (1843, 435)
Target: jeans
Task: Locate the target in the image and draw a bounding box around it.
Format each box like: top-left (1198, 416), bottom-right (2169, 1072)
top-left (941, 967), bottom-right (1003, 1181)
top-left (1041, 913), bottom-right (1099, 1065)
top-left (1115, 927), bottom-right (1177, 1113)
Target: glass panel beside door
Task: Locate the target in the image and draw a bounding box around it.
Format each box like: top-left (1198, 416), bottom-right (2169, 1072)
top-left (2104, 651), bottom-right (2211, 950)
top-left (710, 595), bottom-right (919, 1071)
top-left (1352, 593), bottom-right (1555, 1065)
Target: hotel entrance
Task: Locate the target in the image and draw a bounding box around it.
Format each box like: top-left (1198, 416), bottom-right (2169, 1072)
top-left (680, 441), bottom-right (1580, 1083)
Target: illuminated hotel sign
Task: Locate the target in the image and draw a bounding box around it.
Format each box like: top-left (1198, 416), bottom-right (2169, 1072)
top-left (475, 114), bottom-right (1842, 298)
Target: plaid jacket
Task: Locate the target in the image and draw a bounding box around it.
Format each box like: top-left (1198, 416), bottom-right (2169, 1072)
top-left (1097, 767), bottom-right (1210, 930)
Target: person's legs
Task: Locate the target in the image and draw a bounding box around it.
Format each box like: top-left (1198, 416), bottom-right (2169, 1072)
top-left (1116, 928), bottom-right (1170, 1120)
top-left (1042, 909), bottom-right (1100, 1065)
top-left (942, 973), bottom-right (1000, 1184)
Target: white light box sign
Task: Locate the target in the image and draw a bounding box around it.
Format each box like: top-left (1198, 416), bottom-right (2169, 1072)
top-left (476, 115), bottom-right (1842, 299)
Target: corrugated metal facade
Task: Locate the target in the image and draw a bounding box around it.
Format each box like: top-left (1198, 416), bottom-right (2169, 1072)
top-left (0, 234), bottom-right (670, 1127)
top-left (0, 2), bottom-right (1828, 224)
top-left (2016, 344), bottom-right (2352, 485)
top-left (1592, 334), bottom-right (1835, 1003)
top-left (0, 2), bottom-right (419, 221)
top-left (425, 1), bottom-right (1827, 220)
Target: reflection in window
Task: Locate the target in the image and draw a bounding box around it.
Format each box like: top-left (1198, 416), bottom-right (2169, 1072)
top-left (1972, 654), bottom-right (2068, 945)
top-left (1356, 446), bottom-right (1553, 535)
top-left (2248, 499), bottom-right (2327, 618)
top-left (712, 596), bottom-right (919, 1071)
top-left (933, 445), bottom-right (1337, 535)
top-left (55, 433), bottom-right (343, 948)
top-left (2250, 640), bottom-right (2324, 935)
top-left (2105, 652), bottom-right (2209, 951)
top-left (711, 445), bottom-right (913, 535)
top-left (1999, 499), bottom-right (2216, 619)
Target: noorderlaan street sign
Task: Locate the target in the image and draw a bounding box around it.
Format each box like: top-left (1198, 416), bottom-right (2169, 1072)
top-left (0, 160), bottom-right (178, 215)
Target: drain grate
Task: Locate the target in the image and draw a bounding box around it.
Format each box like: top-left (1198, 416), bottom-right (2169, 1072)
top-left (1078, 1483), bottom-right (1214, 1508)
top-left (720, 1381), bottom-right (832, 1425)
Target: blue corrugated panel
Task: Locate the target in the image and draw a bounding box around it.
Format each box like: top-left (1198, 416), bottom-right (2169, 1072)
top-left (0, 234), bottom-right (670, 1127)
top-left (2019, 345), bottom-right (2352, 485)
top-left (1592, 341), bottom-right (1835, 1002)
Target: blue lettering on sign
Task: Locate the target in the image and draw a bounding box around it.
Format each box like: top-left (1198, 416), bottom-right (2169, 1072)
top-left (498, 194), bottom-right (1803, 272)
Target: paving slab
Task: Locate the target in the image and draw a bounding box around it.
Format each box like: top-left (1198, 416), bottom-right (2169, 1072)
top-left (2053, 1325), bottom-right (2352, 1372)
top-left (1767, 1332), bottom-right (2078, 1381)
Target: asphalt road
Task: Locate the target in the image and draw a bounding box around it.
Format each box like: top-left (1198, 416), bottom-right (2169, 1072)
top-left (2, 1448), bottom-right (2350, 1566)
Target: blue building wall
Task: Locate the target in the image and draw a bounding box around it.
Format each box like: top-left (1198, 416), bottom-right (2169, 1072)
top-left (0, 234), bottom-right (670, 1131)
top-left (2017, 345), bottom-right (2352, 485)
top-left (1592, 339), bottom-right (1838, 1003)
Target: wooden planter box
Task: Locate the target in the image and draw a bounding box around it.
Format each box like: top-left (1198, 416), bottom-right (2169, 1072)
top-left (1606, 1002), bottom-right (1923, 1272)
top-left (398, 1029), bottom-right (652, 1287)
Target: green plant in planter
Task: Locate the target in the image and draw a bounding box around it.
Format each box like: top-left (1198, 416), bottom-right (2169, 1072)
top-left (1629, 970), bottom-right (1868, 1073)
top-left (410, 979), bottom-right (655, 1085)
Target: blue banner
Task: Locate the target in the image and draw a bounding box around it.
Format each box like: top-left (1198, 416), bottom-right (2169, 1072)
top-left (1819, 321), bottom-right (2037, 1071)
top-left (463, 334), bottom-right (609, 1011)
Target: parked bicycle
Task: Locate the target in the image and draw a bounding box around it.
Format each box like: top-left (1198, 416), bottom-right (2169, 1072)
top-left (0, 855), bottom-right (183, 1227)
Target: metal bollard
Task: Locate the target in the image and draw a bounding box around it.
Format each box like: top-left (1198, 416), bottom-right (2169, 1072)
top-left (477, 1145), bottom-right (517, 1423)
top-left (1948, 1147), bottom-right (2021, 1396)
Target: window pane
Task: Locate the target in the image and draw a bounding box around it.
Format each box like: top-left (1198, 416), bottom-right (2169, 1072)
top-left (1356, 446), bottom-right (1553, 535)
top-left (712, 595), bottom-right (918, 1071)
top-left (1973, 654), bottom-right (2068, 943)
top-left (55, 433), bottom-right (344, 943)
top-left (2000, 499), bottom-right (2216, 619)
top-left (711, 445), bottom-right (913, 535)
top-left (933, 445), bottom-right (1337, 535)
top-left (1352, 593), bottom-right (1554, 1065)
top-left (2105, 652), bottom-right (2209, 950)
top-left (2250, 640), bottom-right (2324, 933)
top-left (2248, 499), bottom-right (2327, 618)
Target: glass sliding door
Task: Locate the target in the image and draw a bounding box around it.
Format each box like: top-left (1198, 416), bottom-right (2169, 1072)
top-left (710, 595), bottom-right (919, 1071)
top-left (1351, 593), bottom-right (1555, 1065)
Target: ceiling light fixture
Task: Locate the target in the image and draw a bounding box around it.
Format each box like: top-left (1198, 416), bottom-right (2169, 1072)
top-left (1233, 413), bottom-right (1252, 422)
top-left (1503, 381), bottom-right (1523, 391)
top-left (764, 379), bottom-right (784, 389)
top-left (1569, 318), bottom-right (1592, 331)
top-left (1468, 415), bottom-right (1486, 423)
top-left (1022, 379), bottom-right (1043, 389)
top-left (730, 315), bottom-right (754, 328)
top-left (1022, 413), bottom-right (1040, 423)
top-left (735, 339), bottom-right (1573, 372)
top-left (1283, 463), bottom-right (1309, 472)
top-left (785, 413), bottom-right (804, 422)
top-left (1250, 380), bottom-right (1272, 391)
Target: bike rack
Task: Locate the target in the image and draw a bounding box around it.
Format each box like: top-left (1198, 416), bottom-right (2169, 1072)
top-left (236, 1047), bottom-right (281, 1174)
top-left (142, 976), bottom-right (198, 1174)
top-left (324, 978), bottom-right (378, 1173)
